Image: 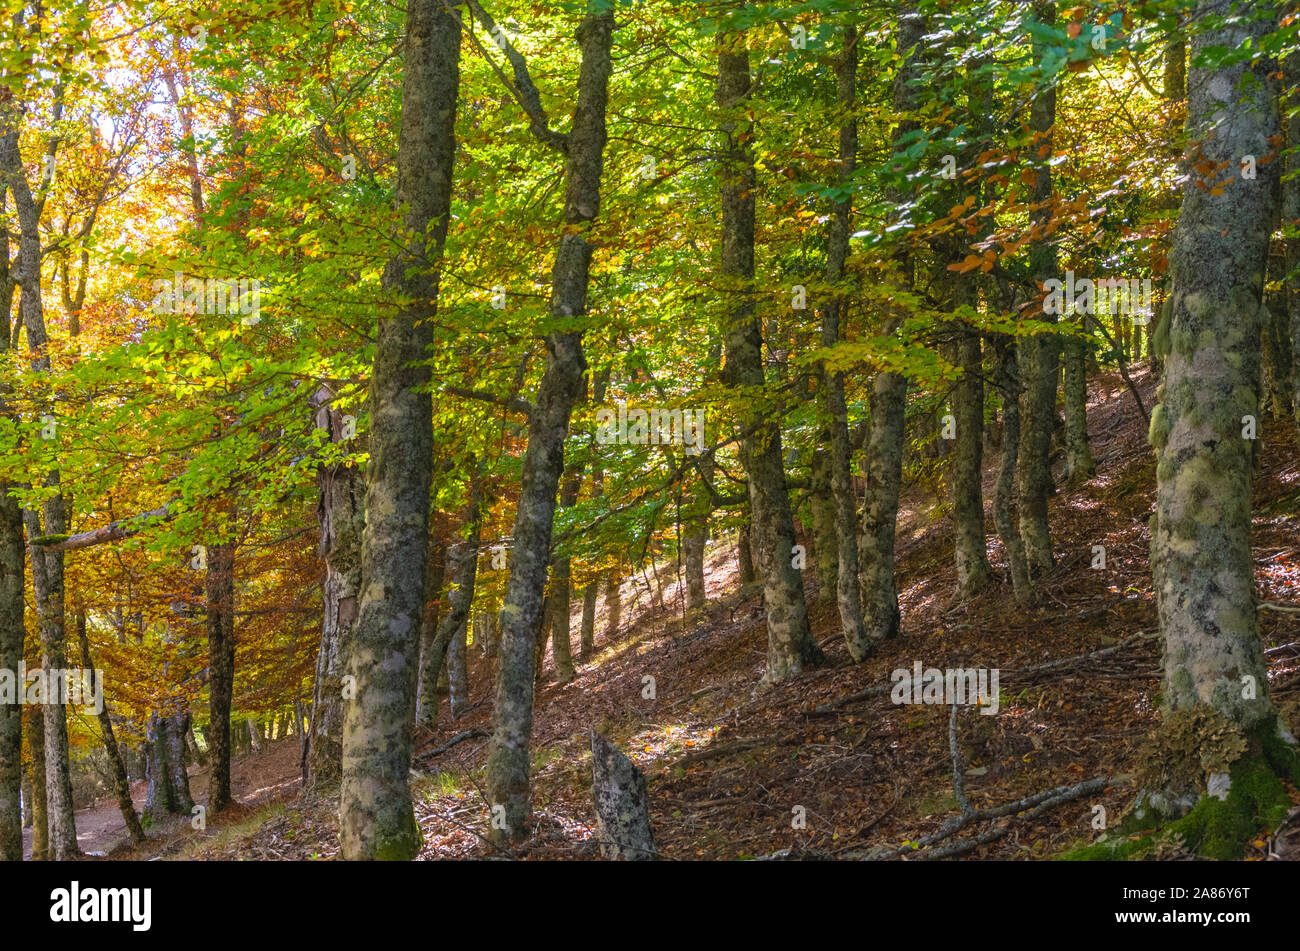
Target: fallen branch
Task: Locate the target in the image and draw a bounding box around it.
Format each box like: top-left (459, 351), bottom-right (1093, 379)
top-left (418, 728), bottom-right (488, 762)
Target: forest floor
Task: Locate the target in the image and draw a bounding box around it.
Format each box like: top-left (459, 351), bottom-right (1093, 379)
top-left (61, 366), bottom-right (1300, 860)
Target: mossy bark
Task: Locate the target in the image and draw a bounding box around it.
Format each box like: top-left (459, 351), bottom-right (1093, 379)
top-left (340, 0), bottom-right (460, 860)
top-left (484, 3), bottom-right (615, 845)
top-left (1017, 0), bottom-right (1060, 580)
top-left (716, 27), bottom-right (821, 683)
top-left (1126, 1), bottom-right (1293, 855)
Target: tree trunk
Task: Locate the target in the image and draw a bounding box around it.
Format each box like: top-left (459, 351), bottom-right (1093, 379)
top-left (0, 461), bottom-right (22, 860)
top-left (1062, 331), bottom-right (1096, 485)
top-left (414, 541), bottom-right (447, 726)
top-left (859, 7), bottom-right (924, 642)
top-left (716, 26), bottom-right (821, 683)
top-left (25, 706), bottom-right (46, 859)
top-left (448, 616), bottom-right (468, 719)
top-left (1144, 1), bottom-right (1287, 824)
top-left (580, 582), bottom-right (599, 655)
top-left (604, 570), bottom-right (622, 637)
top-left (818, 23), bottom-right (870, 660)
top-left (737, 522), bottom-right (756, 585)
top-left (77, 613), bottom-right (145, 846)
top-left (24, 509), bottom-right (77, 860)
top-left (485, 3), bottom-right (615, 845)
top-left (339, 0), bottom-right (460, 862)
top-left (993, 337), bottom-right (1033, 603)
top-left (1017, 0), bottom-right (1061, 580)
top-left (205, 537), bottom-right (235, 812)
top-left (951, 326), bottom-right (992, 597)
top-left (809, 443), bottom-right (838, 602)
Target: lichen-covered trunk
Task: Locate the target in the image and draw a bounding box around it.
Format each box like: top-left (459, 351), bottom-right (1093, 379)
top-left (1151, 11), bottom-right (1277, 712)
top-left (142, 711), bottom-right (193, 823)
top-left (590, 730), bottom-right (655, 860)
top-left (306, 389), bottom-right (361, 795)
top-left (485, 4), bottom-right (614, 845)
top-left (1062, 333), bottom-right (1095, 485)
top-left (1017, 0), bottom-right (1060, 580)
top-left (860, 367), bottom-right (907, 641)
top-left (24, 507), bottom-right (77, 860)
top-left (993, 337), bottom-right (1033, 603)
top-left (809, 443), bottom-right (838, 602)
top-left (25, 706), bottom-right (46, 858)
top-left (0, 478), bottom-right (22, 860)
top-left (818, 24), bottom-right (869, 661)
top-left (717, 28), bottom-right (820, 683)
top-left (340, 0), bottom-right (460, 861)
top-left (580, 581), bottom-right (598, 655)
top-left (1149, 2), bottom-right (1281, 799)
top-left (951, 326), bottom-right (991, 597)
top-left (205, 538), bottom-right (235, 813)
top-left (859, 7), bottom-right (923, 643)
top-left (447, 616), bottom-right (468, 719)
top-left (76, 614), bottom-right (145, 846)
top-left (682, 529), bottom-right (706, 610)
top-left (3, 116), bottom-right (78, 860)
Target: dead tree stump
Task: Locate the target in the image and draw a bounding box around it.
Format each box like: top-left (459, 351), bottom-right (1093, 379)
top-left (590, 730), bottom-right (656, 860)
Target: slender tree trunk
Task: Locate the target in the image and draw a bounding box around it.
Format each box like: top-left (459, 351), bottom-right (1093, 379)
top-left (809, 444), bottom-right (838, 602)
top-left (340, 0), bottom-right (460, 861)
top-left (737, 522), bottom-right (756, 585)
top-left (25, 706), bottom-right (46, 858)
top-left (859, 7), bottom-right (924, 642)
top-left (951, 326), bottom-right (992, 595)
top-left (1062, 330), bottom-right (1095, 485)
top-left (993, 337), bottom-right (1033, 603)
top-left (551, 463), bottom-right (581, 685)
top-left (604, 571), bottom-right (622, 637)
top-left (716, 26), bottom-right (821, 683)
top-left (205, 537), bottom-right (235, 813)
top-left (818, 23), bottom-right (870, 659)
top-left (485, 4), bottom-right (615, 844)
top-left (448, 616), bottom-right (468, 718)
top-left (306, 388), bottom-right (361, 794)
top-left (77, 613), bottom-right (145, 846)
top-left (415, 541), bottom-right (447, 725)
top-left (1145, 2), bottom-right (1286, 819)
top-left (580, 582), bottom-right (598, 655)
top-left (0, 453), bottom-right (22, 860)
top-left (1017, 0), bottom-right (1061, 579)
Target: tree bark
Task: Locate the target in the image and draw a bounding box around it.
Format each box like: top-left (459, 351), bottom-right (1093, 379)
top-left (818, 23), bottom-right (870, 659)
top-left (25, 706), bottom-right (46, 858)
top-left (77, 613), bottom-right (145, 846)
top-left (1017, 0), bottom-right (1061, 580)
top-left (716, 26), bottom-right (821, 683)
top-left (485, 3), bottom-right (615, 845)
top-left (1148, 1), bottom-right (1282, 808)
top-left (993, 336), bottom-right (1033, 603)
top-left (339, 0), bottom-right (461, 861)
top-left (205, 537), bottom-right (235, 813)
top-left (306, 388), bottom-right (361, 794)
top-left (860, 7), bottom-right (924, 642)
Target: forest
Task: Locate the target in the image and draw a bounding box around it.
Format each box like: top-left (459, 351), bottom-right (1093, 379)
top-left (1, 0), bottom-right (1299, 882)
